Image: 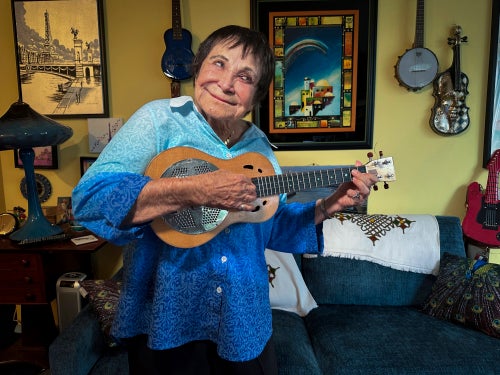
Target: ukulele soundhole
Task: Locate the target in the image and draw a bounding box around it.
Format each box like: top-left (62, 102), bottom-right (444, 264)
top-left (160, 158), bottom-right (228, 234)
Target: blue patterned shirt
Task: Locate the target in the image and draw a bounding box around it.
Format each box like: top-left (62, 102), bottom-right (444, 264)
top-left (72, 97), bottom-right (323, 361)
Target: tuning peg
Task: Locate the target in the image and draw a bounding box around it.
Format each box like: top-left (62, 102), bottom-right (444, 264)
top-left (379, 150), bottom-right (384, 157)
top-left (384, 182), bottom-right (389, 189)
top-left (373, 184), bottom-right (378, 191)
top-left (367, 152), bottom-right (373, 161)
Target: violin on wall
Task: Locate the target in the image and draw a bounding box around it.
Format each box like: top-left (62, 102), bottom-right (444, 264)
top-left (430, 25), bottom-right (469, 135)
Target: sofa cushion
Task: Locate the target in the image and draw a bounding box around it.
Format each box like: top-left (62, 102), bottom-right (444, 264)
top-left (271, 309), bottom-right (321, 375)
top-left (301, 215), bottom-right (466, 306)
top-left (304, 305), bottom-right (500, 375)
top-left (302, 256), bottom-right (436, 306)
top-left (265, 249), bottom-right (318, 316)
top-left (421, 252), bottom-right (500, 338)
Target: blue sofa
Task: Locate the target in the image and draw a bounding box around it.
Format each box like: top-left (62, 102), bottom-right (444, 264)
top-left (49, 216), bottom-right (500, 374)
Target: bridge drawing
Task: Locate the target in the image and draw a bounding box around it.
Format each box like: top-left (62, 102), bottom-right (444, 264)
top-left (15, 5), bottom-right (104, 115)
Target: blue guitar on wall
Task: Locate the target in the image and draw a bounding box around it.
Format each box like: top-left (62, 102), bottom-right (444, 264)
top-left (161, 0), bottom-right (194, 97)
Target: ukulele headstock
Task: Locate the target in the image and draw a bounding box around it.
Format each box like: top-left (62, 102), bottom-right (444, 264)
top-left (364, 151), bottom-right (396, 190)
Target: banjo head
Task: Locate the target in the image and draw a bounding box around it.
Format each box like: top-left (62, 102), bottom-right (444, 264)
top-left (396, 47), bottom-right (438, 91)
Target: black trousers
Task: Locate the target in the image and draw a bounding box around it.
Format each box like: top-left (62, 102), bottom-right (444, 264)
top-left (126, 335), bottom-right (279, 375)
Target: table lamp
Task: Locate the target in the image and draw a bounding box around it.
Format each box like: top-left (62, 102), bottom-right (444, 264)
top-left (0, 101), bottom-right (73, 244)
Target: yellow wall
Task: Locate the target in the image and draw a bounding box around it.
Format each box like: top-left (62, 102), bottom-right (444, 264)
top-left (0, 0), bottom-right (493, 221)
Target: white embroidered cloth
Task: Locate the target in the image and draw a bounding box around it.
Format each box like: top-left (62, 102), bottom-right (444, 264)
top-left (319, 214), bottom-right (441, 275)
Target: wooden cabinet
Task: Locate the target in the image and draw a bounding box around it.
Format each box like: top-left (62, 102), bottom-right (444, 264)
top-left (0, 253), bottom-right (47, 304)
top-left (0, 233), bottom-right (107, 368)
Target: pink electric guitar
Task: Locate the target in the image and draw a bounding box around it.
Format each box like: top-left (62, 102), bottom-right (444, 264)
top-left (463, 149), bottom-right (500, 246)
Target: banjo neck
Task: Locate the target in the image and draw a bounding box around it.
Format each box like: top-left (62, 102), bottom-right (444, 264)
top-left (414, 0), bottom-right (425, 48)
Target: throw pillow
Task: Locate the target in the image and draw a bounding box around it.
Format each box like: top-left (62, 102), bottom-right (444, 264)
top-left (265, 249), bottom-right (318, 317)
top-left (80, 279), bottom-right (122, 345)
top-left (421, 252), bottom-right (500, 338)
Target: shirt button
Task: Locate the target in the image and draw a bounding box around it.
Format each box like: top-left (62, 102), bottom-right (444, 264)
top-left (221, 256), bottom-right (227, 263)
top-left (216, 286), bottom-right (222, 294)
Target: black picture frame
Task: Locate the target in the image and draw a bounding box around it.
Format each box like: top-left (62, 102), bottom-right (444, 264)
top-left (14, 146), bottom-right (58, 169)
top-left (11, 0), bottom-right (109, 118)
top-left (80, 156), bottom-right (97, 176)
top-left (251, 0), bottom-right (377, 150)
top-left (484, 0), bottom-right (500, 167)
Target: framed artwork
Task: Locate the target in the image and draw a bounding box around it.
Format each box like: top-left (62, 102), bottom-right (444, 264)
top-left (88, 117), bottom-right (123, 153)
top-left (14, 146), bottom-right (58, 169)
top-left (80, 156), bottom-right (97, 176)
top-left (12, 0), bottom-right (109, 118)
top-left (484, 0), bottom-right (500, 166)
top-left (251, 0), bottom-right (377, 150)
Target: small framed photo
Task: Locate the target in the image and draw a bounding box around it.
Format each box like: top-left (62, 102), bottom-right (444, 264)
top-left (14, 146), bottom-right (58, 169)
top-left (80, 156), bottom-right (97, 176)
top-left (56, 196), bottom-right (73, 224)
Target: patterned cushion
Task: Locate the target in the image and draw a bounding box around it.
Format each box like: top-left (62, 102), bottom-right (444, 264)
top-left (421, 253), bottom-right (500, 338)
top-left (80, 279), bottom-right (121, 345)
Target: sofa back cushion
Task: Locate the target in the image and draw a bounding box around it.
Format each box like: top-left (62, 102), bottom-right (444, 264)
top-left (302, 216), bottom-right (466, 306)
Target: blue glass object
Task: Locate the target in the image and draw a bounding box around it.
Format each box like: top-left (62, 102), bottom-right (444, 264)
top-left (0, 101), bottom-right (73, 243)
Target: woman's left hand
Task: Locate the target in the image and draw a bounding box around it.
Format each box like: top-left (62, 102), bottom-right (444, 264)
top-left (315, 163), bottom-right (378, 223)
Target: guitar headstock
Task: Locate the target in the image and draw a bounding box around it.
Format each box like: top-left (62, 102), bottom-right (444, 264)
top-left (364, 151), bottom-right (396, 190)
top-left (487, 149), bottom-right (500, 171)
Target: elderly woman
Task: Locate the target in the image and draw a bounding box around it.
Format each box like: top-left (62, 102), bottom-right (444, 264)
top-left (72, 25), bottom-right (376, 375)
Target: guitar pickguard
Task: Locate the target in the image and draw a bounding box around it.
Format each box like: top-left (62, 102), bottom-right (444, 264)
top-left (476, 199), bottom-right (500, 232)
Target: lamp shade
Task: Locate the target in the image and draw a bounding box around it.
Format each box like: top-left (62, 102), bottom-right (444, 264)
top-left (0, 101), bottom-right (73, 149)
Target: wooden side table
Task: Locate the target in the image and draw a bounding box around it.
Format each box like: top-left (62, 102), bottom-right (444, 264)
top-left (0, 231), bottom-right (107, 369)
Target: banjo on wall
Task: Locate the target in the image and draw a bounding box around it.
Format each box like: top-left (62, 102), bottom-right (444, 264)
top-left (395, 0), bottom-right (438, 91)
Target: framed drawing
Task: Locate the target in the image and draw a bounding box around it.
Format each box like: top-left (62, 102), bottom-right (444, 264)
top-left (484, 0), bottom-right (500, 166)
top-left (14, 146), bottom-right (58, 169)
top-left (80, 156), bottom-right (97, 176)
top-left (11, 0), bottom-right (109, 118)
top-left (251, 0), bottom-right (377, 150)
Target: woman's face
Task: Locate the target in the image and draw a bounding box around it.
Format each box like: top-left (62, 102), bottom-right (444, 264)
top-left (193, 41), bottom-right (260, 123)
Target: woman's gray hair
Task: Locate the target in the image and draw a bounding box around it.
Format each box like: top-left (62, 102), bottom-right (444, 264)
top-left (191, 25), bottom-right (275, 104)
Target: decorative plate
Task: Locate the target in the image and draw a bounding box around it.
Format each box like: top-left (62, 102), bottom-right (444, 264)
top-left (20, 173), bottom-right (52, 203)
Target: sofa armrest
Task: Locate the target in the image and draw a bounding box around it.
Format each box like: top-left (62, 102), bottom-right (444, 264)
top-left (49, 305), bottom-right (108, 375)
